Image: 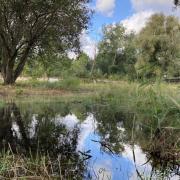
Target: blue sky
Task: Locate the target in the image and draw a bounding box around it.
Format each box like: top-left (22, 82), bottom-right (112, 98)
top-left (88, 0), bottom-right (133, 40)
top-left (77, 0), bottom-right (180, 59)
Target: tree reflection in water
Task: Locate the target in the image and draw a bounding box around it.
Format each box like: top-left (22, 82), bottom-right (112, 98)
top-left (93, 103), bottom-right (180, 179)
top-left (0, 101), bottom-right (179, 179)
top-left (0, 103), bottom-right (85, 179)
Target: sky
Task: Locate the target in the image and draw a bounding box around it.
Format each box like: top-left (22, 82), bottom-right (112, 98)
top-left (78, 0), bottom-right (180, 59)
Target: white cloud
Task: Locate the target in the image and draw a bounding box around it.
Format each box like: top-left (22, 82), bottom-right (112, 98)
top-left (131, 0), bottom-right (180, 16)
top-left (77, 114), bottom-right (97, 151)
top-left (67, 32), bottom-right (97, 59)
top-left (131, 0), bottom-right (171, 11)
top-left (121, 11), bottom-right (154, 34)
top-left (121, 0), bottom-right (179, 34)
top-left (80, 31), bottom-right (97, 59)
top-left (96, 0), bottom-right (116, 17)
top-left (123, 145), bottom-right (152, 179)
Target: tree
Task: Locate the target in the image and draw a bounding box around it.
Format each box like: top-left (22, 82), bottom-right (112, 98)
top-left (135, 14), bottom-right (180, 79)
top-left (96, 24), bottom-right (126, 75)
top-left (71, 53), bottom-right (90, 78)
top-left (96, 24), bottom-right (137, 78)
top-left (0, 0), bottom-right (91, 84)
top-left (24, 53), bottom-right (72, 78)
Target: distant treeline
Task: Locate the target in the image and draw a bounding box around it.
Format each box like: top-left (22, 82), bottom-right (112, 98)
top-left (24, 14), bottom-right (180, 81)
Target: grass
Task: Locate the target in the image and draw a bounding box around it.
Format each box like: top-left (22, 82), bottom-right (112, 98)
top-left (18, 77), bottom-right (80, 90)
top-left (0, 79), bottom-right (179, 121)
top-left (3, 79), bottom-right (178, 130)
top-left (0, 77), bottom-right (81, 98)
top-left (0, 149), bottom-right (84, 179)
top-left (100, 82), bottom-right (180, 126)
top-left (0, 77), bottom-right (179, 98)
top-left (0, 79), bottom-right (179, 127)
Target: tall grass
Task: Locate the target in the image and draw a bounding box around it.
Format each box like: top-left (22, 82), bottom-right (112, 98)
top-left (94, 81), bottom-right (180, 128)
top-left (16, 77), bottom-right (80, 91)
top-left (0, 147), bottom-right (85, 179)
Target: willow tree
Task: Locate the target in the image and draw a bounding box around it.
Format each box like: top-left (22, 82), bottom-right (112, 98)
top-left (0, 0), bottom-right (91, 84)
top-left (135, 14), bottom-right (180, 79)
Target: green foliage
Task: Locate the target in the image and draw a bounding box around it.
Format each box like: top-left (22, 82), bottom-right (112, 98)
top-left (135, 14), bottom-right (180, 79)
top-left (0, 0), bottom-right (91, 84)
top-left (23, 52), bottom-right (93, 79)
top-left (96, 24), bottom-right (126, 75)
top-left (71, 53), bottom-right (90, 78)
top-left (94, 13), bottom-right (180, 81)
top-left (11, 12), bottom-right (180, 83)
top-left (60, 77), bottom-right (80, 90)
top-left (95, 24), bottom-right (137, 79)
top-left (95, 82), bottom-right (180, 129)
top-left (23, 53), bottom-right (72, 78)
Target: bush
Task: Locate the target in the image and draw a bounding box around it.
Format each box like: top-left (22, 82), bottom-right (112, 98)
top-left (60, 77), bottom-right (80, 90)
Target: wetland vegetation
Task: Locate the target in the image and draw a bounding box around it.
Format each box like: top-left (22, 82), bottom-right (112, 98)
top-left (0, 81), bottom-right (179, 179)
top-left (0, 1), bottom-right (179, 179)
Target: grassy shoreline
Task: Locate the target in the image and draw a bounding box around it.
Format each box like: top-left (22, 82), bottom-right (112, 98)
top-left (0, 80), bottom-right (179, 118)
top-left (0, 79), bottom-right (179, 97)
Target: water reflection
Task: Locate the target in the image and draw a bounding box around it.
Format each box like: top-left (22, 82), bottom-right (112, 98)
top-left (0, 103), bottom-right (84, 179)
top-left (0, 102), bottom-right (179, 179)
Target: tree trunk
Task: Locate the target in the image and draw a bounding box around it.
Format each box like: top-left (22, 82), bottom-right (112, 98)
top-left (1, 65), bottom-right (15, 85)
top-left (3, 74), bottom-right (15, 85)
top-left (1, 44), bottom-right (31, 85)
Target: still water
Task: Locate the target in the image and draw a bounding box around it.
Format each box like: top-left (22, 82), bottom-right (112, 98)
top-left (0, 100), bottom-right (179, 179)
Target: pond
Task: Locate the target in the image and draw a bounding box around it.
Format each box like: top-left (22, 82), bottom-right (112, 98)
top-left (0, 99), bottom-right (179, 179)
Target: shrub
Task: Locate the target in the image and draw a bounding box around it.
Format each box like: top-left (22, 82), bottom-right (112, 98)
top-left (60, 77), bottom-right (80, 90)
